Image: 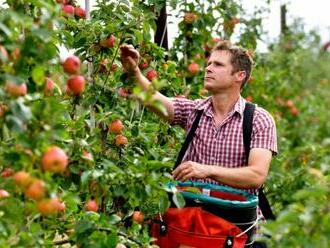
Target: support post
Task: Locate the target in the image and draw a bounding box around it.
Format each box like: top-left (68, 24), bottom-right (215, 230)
top-left (280, 4), bottom-right (287, 34)
top-left (154, 4), bottom-right (168, 50)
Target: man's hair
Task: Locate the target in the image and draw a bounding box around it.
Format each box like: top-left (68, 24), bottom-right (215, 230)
top-left (212, 40), bottom-right (254, 88)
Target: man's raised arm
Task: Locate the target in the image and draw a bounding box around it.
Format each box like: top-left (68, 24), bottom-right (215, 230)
top-left (120, 45), bottom-right (174, 122)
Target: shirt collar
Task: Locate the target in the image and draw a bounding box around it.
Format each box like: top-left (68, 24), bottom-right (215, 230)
top-left (194, 95), bottom-right (246, 118)
top-left (232, 95), bottom-right (246, 118)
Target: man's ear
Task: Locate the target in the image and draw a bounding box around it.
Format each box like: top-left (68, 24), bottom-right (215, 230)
top-left (236, 71), bottom-right (246, 82)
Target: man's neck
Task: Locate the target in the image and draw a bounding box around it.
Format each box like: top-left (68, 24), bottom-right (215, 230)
top-left (211, 92), bottom-right (240, 118)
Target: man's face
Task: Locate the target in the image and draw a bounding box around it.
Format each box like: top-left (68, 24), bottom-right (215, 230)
top-left (204, 50), bottom-right (239, 93)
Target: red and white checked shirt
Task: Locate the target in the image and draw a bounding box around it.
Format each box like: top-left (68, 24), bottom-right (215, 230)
top-left (171, 95), bottom-right (278, 195)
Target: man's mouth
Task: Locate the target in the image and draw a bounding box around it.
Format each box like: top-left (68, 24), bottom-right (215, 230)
top-left (204, 76), bottom-right (214, 80)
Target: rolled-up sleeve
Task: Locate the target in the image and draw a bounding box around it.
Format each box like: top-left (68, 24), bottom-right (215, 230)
top-left (171, 98), bottom-right (196, 129)
top-left (251, 108), bottom-right (278, 155)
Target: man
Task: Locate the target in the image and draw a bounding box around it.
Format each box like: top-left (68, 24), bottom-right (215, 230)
top-left (120, 41), bottom-right (277, 194)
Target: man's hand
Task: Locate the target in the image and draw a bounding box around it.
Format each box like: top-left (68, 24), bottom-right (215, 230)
top-left (172, 161), bottom-right (210, 181)
top-left (120, 44), bottom-right (140, 74)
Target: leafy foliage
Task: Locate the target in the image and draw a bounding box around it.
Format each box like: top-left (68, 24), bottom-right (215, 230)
top-left (0, 0), bottom-right (329, 247)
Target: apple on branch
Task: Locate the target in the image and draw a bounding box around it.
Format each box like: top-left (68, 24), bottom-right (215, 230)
top-left (63, 55), bottom-right (81, 75)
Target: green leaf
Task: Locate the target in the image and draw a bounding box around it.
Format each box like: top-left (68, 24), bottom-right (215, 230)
top-left (106, 232), bottom-right (118, 247)
top-left (85, 211), bottom-right (100, 222)
top-left (172, 192), bottom-right (185, 208)
top-left (75, 219), bottom-right (95, 235)
top-left (10, 100), bottom-right (32, 122)
top-left (81, 171), bottom-right (92, 187)
top-left (32, 66), bottom-right (45, 86)
top-left (108, 214), bottom-right (121, 225)
top-left (0, 23), bottom-right (11, 36)
top-left (5, 115), bottom-right (25, 133)
top-left (32, 28), bottom-right (51, 41)
top-left (159, 194), bottom-right (170, 214)
top-left (92, 170), bottom-right (103, 179)
top-left (152, 100), bottom-right (168, 116)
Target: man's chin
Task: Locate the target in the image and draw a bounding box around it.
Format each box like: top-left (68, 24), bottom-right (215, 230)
top-left (203, 84), bottom-right (213, 93)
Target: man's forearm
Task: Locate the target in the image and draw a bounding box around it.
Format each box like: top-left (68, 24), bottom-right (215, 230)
top-left (172, 159), bottom-right (269, 189)
top-left (207, 164), bottom-right (266, 189)
top-left (132, 71), bottom-right (174, 122)
top-left (134, 71), bottom-right (152, 91)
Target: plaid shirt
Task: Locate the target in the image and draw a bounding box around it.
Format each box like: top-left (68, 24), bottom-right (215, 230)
top-left (171, 96), bottom-right (278, 195)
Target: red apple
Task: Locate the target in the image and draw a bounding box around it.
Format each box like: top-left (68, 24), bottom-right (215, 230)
top-left (62, 5), bottom-right (75, 15)
top-left (290, 106), bottom-right (299, 116)
top-left (132, 211), bottom-right (144, 224)
top-left (109, 119), bottom-right (124, 134)
top-left (0, 189), bottom-right (10, 199)
top-left (63, 55), bottom-right (81, 75)
top-left (1, 167), bottom-right (14, 178)
top-left (0, 45), bottom-right (8, 62)
top-left (139, 61), bottom-right (149, 70)
top-left (146, 69), bottom-right (158, 81)
top-left (37, 197), bottom-right (64, 215)
top-left (44, 77), bottom-right (55, 96)
top-left (67, 75), bottom-right (85, 95)
top-left (100, 34), bottom-right (116, 48)
top-left (11, 47), bottom-right (20, 60)
top-left (42, 146), bottom-right (68, 173)
top-left (82, 151), bottom-right (93, 161)
top-left (13, 171), bottom-right (32, 188)
top-left (188, 62), bottom-right (199, 75)
top-left (5, 81), bottom-right (27, 97)
top-left (117, 87), bottom-right (130, 98)
top-left (85, 199), bottom-right (99, 212)
top-left (25, 179), bottom-right (46, 200)
top-left (184, 12), bottom-right (197, 24)
top-left (75, 7), bottom-right (86, 19)
top-left (115, 134), bottom-right (128, 146)
top-left (286, 100), bottom-right (294, 108)
top-left (111, 63), bottom-right (118, 72)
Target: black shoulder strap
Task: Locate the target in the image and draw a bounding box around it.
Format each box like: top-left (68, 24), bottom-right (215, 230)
top-left (174, 109), bottom-right (203, 169)
top-left (243, 102), bottom-right (255, 158)
top-left (243, 102), bottom-right (276, 220)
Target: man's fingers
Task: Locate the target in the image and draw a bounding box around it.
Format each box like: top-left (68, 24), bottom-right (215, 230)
top-left (181, 172), bottom-right (193, 182)
top-left (120, 45), bottom-right (139, 59)
top-left (172, 163), bottom-right (185, 178)
top-left (126, 56), bottom-right (137, 65)
top-left (173, 165), bottom-right (191, 181)
top-left (172, 168), bottom-right (181, 180)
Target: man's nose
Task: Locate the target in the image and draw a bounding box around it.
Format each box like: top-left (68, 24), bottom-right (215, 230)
top-left (205, 64), bottom-right (212, 73)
